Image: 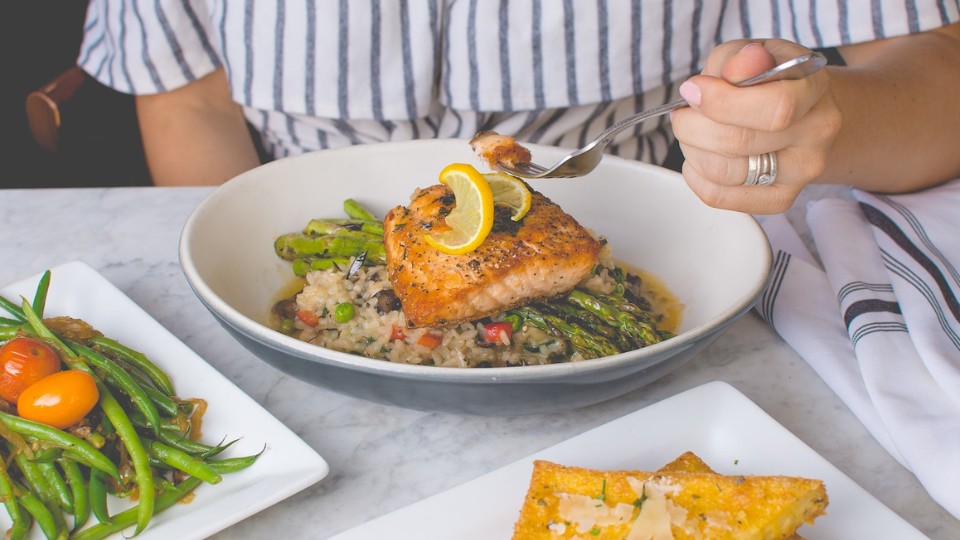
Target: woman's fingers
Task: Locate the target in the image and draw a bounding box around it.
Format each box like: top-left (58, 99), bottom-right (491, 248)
top-left (675, 96), bottom-right (840, 183)
top-left (680, 159), bottom-right (804, 214)
top-left (671, 39), bottom-right (842, 214)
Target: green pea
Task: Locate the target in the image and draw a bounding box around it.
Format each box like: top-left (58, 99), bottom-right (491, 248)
top-left (333, 302), bottom-right (355, 323)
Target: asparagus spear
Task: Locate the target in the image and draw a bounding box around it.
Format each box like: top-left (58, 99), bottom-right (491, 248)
top-left (304, 218), bottom-right (384, 237)
top-left (343, 199), bottom-right (379, 222)
top-left (274, 233), bottom-right (386, 264)
top-left (291, 256), bottom-right (354, 277)
top-left (566, 289), bottom-right (662, 347)
top-left (544, 302), bottom-right (632, 352)
top-left (510, 306), bottom-right (619, 359)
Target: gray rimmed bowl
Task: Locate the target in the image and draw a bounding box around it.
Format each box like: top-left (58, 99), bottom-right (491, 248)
top-left (179, 139), bottom-right (771, 415)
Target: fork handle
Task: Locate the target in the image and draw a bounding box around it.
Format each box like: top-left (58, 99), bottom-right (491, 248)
top-left (591, 51), bottom-right (827, 150)
top-left (591, 98), bottom-right (688, 148)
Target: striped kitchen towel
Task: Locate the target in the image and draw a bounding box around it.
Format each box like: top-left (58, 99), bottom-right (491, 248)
top-left (756, 178), bottom-right (960, 520)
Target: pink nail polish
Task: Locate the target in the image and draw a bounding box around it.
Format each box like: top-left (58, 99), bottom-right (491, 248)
top-left (679, 81), bottom-right (701, 107)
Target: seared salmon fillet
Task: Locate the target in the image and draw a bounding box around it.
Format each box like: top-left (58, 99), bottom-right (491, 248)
top-left (384, 184), bottom-right (602, 328)
top-left (470, 131), bottom-right (532, 169)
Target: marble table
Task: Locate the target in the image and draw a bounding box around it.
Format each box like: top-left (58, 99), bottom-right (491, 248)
top-left (1, 186), bottom-right (957, 539)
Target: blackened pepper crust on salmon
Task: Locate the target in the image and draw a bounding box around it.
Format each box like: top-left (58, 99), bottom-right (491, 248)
top-left (384, 184), bottom-right (602, 328)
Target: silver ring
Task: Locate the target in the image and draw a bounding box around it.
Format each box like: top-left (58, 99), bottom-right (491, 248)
top-left (743, 152), bottom-right (778, 186)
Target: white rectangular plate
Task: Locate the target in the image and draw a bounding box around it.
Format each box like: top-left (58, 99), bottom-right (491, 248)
top-left (0, 261), bottom-right (329, 539)
top-left (332, 380), bottom-right (926, 539)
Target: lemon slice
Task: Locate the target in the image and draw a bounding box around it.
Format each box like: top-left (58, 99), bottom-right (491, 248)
top-left (425, 163), bottom-right (495, 255)
top-left (484, 172), bottom-right (532, 221)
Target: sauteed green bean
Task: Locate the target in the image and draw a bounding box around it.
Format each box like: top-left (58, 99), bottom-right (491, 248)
top-left (0, 270), bottom-right (260, 539)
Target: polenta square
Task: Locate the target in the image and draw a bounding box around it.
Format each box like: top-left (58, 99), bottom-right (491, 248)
top-left (512, 454), bottom-right (827, 540)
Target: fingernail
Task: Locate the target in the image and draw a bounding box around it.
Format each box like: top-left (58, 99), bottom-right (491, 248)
top-left (679, 81), bottom-right (701, 107)
top-left (738, 42), bottom-right (765, 55)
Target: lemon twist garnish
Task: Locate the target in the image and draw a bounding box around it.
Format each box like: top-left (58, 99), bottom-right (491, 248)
top-left (484, 172), bottom-right (532, 221)
top-left (425, 163), bottom-right (496, 255)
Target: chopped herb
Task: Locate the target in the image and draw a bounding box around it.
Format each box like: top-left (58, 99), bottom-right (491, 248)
top-left (595, 479), bottom-right (607, 501)
top-left (633, 484), bottom-right (648, 509)
top-left (734, 459), bottom-right (739, 465)
top-left (589, 527), bottom-right (601, 535)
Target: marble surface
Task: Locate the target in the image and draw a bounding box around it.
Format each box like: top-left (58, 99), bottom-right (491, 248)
top-left (1, 185), bottom-right (958, 539)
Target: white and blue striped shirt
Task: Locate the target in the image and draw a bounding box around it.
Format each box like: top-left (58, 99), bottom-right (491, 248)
top-left (78, 0), bottom-right (960, 165)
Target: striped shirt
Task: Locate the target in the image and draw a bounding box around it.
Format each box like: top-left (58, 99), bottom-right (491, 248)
top-left (78, 0), bottom-right (960, 165)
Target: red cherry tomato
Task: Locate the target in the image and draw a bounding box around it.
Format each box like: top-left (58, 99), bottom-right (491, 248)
top-left (17, 370), bottom-right (99, 429)
top-left (0, 337), bottom-right (62, 403)
top-left (483, 322), bottom-right (513, 345)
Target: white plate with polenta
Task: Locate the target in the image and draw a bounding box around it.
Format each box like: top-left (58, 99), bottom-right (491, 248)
top-left (330, 381), bottom-right (926, 540)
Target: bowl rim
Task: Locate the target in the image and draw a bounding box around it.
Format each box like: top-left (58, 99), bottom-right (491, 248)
top-left (179, 139), bottom-right (772, 383)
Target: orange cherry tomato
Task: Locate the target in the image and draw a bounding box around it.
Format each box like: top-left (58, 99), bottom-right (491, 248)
top-left (17, 370), bottom-right (99, 429)
top-left (0, 337), bottom-right (62, 403)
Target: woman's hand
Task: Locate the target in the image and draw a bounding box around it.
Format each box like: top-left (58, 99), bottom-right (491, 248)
top-left (671, 40), bottom-right (841, 214)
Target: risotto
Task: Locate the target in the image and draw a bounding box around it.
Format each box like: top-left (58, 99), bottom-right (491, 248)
top-left (272, 244), bottom-right (682, 368)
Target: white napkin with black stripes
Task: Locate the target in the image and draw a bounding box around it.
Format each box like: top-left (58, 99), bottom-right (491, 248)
top-left (755, 178), bottom-right (960, 520)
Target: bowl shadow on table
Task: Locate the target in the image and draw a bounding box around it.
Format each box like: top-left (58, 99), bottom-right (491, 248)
top-left (179, 139), bottom-right (772, 416)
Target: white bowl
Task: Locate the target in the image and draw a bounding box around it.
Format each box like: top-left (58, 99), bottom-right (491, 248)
top-left (179, 139), bottom-right (771, 415)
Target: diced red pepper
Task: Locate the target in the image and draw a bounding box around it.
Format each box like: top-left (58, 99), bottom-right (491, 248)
top-left (416, 332), bottom-right (443, 349)
top-left (483, 322), bottom-right (513, 345)
top-left (390, 325), bottom-right (407, 341)
top-left (296, 309), bottom-right (320, 327)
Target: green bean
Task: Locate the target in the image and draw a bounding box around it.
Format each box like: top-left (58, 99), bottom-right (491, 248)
top-left (0, 295), bottom-right (25, 322)
top-left (19, 298), bottom-right (72, 358)
top-left (0, 327), bottom-right (19, 342)
top-left (87, 468), bottom-right (110, 524)
top-left (99, 414), bottom-right (115, 436)
top-left (13, 451), bottom-right (53, 503)
top-left (146, 440), bottom-right (222, 484)
top-left (32, 270), bottom-right (51, 317)
top-left (0, 412), bottom-right (118, 480)
top-left (72, 476), bottom-right (203, 540)
top-left (103, 357), bottom-right (181, 417)
top-left (13, 485), bottom-right (61, 540)
top-left (89, 336), bottom-right (175, 396)
top-left (205, 452), bottom-right (262, 474)
top-left (13, 456), bottom-right (68, 539)
top-left (27, 446), bottom-right (63, 464)
top-left (75, 430), bottom-right (106, 449)
top-left (157, 430), bottom-right (237, 458)
top-left (7, 509), bottom-right (31, 540)
top-left (36, 461), bottom-right (74, 514)
top-left (0, 459), bottom-right (31, 540)
top-left (60, 458), bottom-right (90, 531)
top-left (98, 388), bottom-right (154, 534)
top-left (70, 340), bottom-right (161, 436)
top-left (343, 198), bottom-right (379, 222)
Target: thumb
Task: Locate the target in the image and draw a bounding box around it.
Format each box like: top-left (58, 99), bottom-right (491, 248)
top-left (721, 42), bottom-right (778, 84)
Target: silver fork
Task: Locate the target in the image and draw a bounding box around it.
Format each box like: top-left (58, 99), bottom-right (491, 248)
top-left (495, 51), bottom-right (828, 179)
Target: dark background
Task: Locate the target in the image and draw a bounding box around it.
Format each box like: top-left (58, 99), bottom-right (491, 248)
top-left (1, 1), bottom-right (150, 189)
